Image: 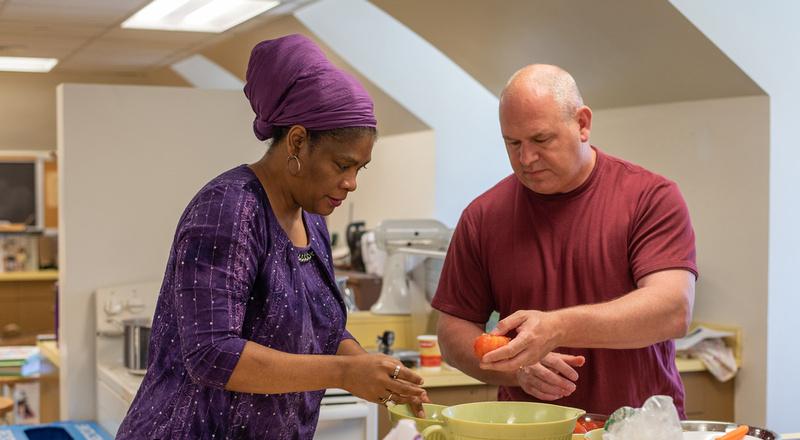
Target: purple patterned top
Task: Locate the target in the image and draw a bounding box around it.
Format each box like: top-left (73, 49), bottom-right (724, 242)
top-left (117, 165), bottom-right (352, 440)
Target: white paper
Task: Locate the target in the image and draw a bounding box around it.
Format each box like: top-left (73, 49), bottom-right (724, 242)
top-left (674, 326), bottom-right (734, 351)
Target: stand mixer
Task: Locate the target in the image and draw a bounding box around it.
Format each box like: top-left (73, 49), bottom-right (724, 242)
top-left (370, 219), bottom-right (451, 315)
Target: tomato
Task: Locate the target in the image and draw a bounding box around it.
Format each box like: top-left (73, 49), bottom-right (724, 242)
top-left (473, 333), bottom-right (511, 359)
top-left (574, 418), bottom-right (606, 433)
top-left (585, 420), bottom-right (605, 430)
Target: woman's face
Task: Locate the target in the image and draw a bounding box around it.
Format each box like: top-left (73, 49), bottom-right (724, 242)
top-left (292, 132), bottom-right (374, 216)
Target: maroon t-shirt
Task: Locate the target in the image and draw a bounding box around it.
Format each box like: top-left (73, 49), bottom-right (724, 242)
top-left (432, 147), bottom-right (697, 417)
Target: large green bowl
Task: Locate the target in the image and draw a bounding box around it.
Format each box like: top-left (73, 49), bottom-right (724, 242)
top-left (584, 428), bottom-right (604, 440)
top-left (421, 401), bottom-right (585, 440)
top-left (388, 403), bottom-right (447, 431)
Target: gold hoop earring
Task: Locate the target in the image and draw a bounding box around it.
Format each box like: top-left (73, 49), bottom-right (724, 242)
top-left (287, 154), bottom-right (301, 175)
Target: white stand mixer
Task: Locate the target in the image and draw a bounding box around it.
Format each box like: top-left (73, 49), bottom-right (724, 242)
top-left (370, 219), bottom-right (451, 315)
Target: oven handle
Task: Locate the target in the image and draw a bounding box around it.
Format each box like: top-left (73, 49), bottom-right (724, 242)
top-left (317, 402), bottom-right (372, 421)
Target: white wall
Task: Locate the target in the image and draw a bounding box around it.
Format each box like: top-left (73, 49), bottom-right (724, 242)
top-left (590, 96), bottom-right (769, 425)
top-left (57, 84), bottom-right (265, 419)
top-left (326, 129), bottom-right (436, 244)
top-left (668, 1), bottom-right (800, 432)
top-left (296, 0), bottom-right (509, 227)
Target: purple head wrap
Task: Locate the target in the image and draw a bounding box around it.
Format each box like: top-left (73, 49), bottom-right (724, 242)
top-left (244, 34), bottom-right (377, 141)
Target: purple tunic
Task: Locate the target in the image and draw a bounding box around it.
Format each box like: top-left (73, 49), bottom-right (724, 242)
top-left (117, 165), bottom-right (351, 440)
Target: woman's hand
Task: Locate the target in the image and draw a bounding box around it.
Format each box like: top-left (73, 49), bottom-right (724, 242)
top-left (341, 354), bottom-right (428, 412)
top-left (516, 352), bottom-right (585, 400)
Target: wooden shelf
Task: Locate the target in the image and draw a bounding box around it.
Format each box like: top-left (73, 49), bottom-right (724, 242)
top-left (0, 270), bottom-right (58, 282)
top-left (37, 340), bottom-right (60, 368)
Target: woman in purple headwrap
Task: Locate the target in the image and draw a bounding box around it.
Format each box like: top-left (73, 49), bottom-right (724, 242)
top-left (117, 34), bottom-right (427, 440)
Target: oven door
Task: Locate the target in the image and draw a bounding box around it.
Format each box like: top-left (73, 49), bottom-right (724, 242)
top-left (315, 390), bottom-right (377, 440)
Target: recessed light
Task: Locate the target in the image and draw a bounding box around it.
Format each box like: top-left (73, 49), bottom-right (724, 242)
top-left (0, 57), bottom-right (58, 73)
top-left (121, 0), bottom-right (280, 33)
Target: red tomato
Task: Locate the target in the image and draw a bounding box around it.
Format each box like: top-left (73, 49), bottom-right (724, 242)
top-left (574, 418), bottom-right (606, 433)
top-left (473, 333), bottom-right (511, 359)
top-left (585, 420), bottom-right (605, 430)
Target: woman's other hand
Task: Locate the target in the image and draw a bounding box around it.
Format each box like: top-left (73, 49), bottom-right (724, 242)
top-left (341, 354), bottom-right (427, 409)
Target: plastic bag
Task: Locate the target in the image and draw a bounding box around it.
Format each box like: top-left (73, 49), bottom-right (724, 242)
top-left (603, 395), bottom-right (683, 440)
top-left (382, 419), bottom-right (422, 440)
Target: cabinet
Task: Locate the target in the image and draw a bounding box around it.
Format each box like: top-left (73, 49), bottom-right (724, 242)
top-left (682, 371), bottom-right (734, 421)
top-left (0, 274), bottom-right (57, 345)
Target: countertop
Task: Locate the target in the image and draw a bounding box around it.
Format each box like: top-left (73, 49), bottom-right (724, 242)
top-left (414, 365), bottom-right (484, 388)
top-left (44, 337), bottom-right (733, 391)
top-left (0, 269), bottom-right (58, 282)
top-left (97, 362), bottom-right (144, 404)
top-left (94, 361), bottom-right (483, 402)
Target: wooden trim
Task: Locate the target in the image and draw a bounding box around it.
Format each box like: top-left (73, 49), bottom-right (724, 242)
top-left (0, 270), bottom-right (58, 282)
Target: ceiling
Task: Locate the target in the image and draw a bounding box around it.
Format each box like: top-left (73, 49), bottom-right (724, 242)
top-left (0, 0), bottom-right (764, 136)
top-left (0, 0), bottom-right (311, 73)
top-left (372, 0), bottom-right (764, 109)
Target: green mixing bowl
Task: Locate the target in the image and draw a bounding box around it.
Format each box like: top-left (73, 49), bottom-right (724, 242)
top-left (584, 428), bottom-right (604, 440)
top-left (420, 401), bottom-right (585, 440)
top-left (388, 403), bottom-right (448, 431)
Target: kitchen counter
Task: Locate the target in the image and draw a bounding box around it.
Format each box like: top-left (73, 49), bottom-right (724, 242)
top-left (95, 361), bottom-right (483, 401)
top-left (415, 366), bottom-right (484, 388)
top-left (97, 363), bottom-right (143, 404)
top-left (415, 358), bottom-right (734, 387)
top-left (0, 269), bottom-right (58, 282)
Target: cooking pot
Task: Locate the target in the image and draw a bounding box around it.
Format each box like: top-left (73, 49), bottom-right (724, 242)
top-left (123, 318), bottom-right (151, 374)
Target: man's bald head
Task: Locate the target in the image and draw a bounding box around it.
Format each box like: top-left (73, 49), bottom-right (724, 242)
top-left (500, 64), bottom-right (584, 120)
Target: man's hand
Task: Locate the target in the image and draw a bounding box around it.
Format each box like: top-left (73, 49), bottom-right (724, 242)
top-left (516, 352), bottom-right (585, 400)
top-left (479, 310), bottom-right (562, 371)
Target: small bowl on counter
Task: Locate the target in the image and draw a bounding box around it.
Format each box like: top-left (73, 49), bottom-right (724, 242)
top-left (572, 413), bottom-right (608, 439)
top-left (583, 421), bottom-right (781, 440)
top-left (681, 421), bottom-right (780, 439)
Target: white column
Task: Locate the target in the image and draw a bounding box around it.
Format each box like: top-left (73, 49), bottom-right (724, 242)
top-left (671, 0), bottom-right (800, 431)
top-left (296, 0), bottom-right (510, 227)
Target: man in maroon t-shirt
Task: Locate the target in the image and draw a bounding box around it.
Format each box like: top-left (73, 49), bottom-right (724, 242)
top-left (432, 64), bottom-right (697, 417)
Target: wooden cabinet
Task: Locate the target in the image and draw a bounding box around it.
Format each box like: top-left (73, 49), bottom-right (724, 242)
top-left (0, 278), bottom-right (57, 345)
top-left (682, 371), bottom-right (734, 421)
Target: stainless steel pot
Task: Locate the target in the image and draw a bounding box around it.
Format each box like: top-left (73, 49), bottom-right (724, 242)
top-left (123, 318), bottom-right (151, 375)
top-left (681, 421), bottom-right (780, 439)
top-left (335, 275), bottom-right (358, 312)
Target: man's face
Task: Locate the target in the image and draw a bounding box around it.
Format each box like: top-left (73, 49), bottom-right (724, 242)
top-left (500, 93), bottom-right (592, 194)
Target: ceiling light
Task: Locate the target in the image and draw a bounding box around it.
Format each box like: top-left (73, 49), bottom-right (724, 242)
top-left (121, 0), bottom-right (280, 33)
top-left (0, 57), bottom-right (58, 73)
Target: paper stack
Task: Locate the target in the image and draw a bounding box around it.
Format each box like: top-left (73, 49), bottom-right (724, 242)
top-left (0, 345), bottom-right (41, 377)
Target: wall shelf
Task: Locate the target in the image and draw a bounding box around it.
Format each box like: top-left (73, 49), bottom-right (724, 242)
top-left (0, 270), bottom-right (58, 282)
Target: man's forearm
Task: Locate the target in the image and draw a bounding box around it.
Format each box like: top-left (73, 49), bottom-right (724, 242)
top-left (553, 270), bottom-right (694, 349)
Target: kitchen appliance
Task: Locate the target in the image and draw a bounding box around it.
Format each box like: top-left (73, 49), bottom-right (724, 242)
top-left (122, 318), bottom-right (151, 375)
top-left (94, 282), bottom-right (378, 439)
top-left (370, 219), bottom-right (451, 315)
top-left (375, 330), bottom-right (419, 368)
top-left (346, 221), bottom-right (367, 272)
top-left (335, 275), bottom-right (358, 312)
